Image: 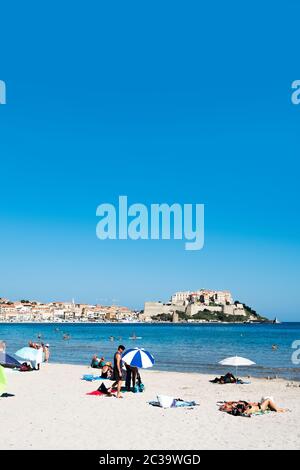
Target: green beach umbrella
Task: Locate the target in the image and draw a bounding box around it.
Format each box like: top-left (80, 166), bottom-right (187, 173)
top-left (0, 365), bottom-right (7, 395)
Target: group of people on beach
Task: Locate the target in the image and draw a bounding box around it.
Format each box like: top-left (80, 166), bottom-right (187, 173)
top-left (29, 341), bottom-right (50, 362)
top-left (91, 345), bottom-right (142, 398)
top-left (29, 341), bottom-right (50, 360)
top-left (210, 373), bottom-right (289, 416)
top-left (27, 341), bottom-right (50, 369)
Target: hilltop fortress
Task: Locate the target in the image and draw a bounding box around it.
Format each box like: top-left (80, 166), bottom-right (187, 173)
top-left (141, 289), bottom-right (265, 323)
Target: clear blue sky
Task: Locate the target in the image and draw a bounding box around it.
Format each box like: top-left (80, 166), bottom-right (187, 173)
top-left (0, 1), bottom-right (299, 320)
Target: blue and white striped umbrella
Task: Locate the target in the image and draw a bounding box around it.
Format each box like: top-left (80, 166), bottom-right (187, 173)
top-left (122, 348), bottom-right (155, 369)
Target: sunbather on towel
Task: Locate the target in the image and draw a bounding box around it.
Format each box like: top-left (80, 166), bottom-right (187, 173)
top-left (243, 398), bottom-right (287, 415)
top-left (211, 372), bottom-right (237, 384)
top-left (219, 398), bottom-right (288, 416)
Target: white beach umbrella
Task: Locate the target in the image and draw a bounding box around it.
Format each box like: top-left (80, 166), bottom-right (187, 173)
top-left (15, 347), bottom-right (43, 367)
top-left (219, 355), bottom-right (256, 379)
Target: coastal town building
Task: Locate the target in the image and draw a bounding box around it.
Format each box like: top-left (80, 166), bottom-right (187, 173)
top-left (0, 290), bottom-right (261, 324)
top-left (0, 298), bottom-right (136, 323)
top-left (171, 289), bottom-right (233, 306)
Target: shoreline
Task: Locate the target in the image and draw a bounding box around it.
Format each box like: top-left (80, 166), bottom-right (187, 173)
top-left (0, 320), bottom-right (274, 324)
top-left (1, 363), bottom-right (299, 450)
top-left (1, 323), bottom-right (299, 382)
top-left (47, 360), bottom-right (300, 383)
top-left (51, 361), bottom-right (299, 383)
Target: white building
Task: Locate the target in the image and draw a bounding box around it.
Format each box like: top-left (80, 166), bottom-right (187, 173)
top-left (171, 289), bottom-right (233, 306)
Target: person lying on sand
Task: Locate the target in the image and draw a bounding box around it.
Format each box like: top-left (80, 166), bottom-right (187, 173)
top-left (219, 398), bottom-right (288, 416)
top-left (211, 372), bottom-right (237, 384)
top-left (243, 398), bottom-right (287, 415)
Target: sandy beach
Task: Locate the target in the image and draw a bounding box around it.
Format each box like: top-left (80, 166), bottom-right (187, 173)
top-left (0, 363), bottom-right (299, 450)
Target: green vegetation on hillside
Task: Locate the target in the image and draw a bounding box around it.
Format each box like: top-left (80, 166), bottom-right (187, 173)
top-left (152, 313), bottom-right (173, 322)
top-left (193, 310), bottom-right (249, 323)
top-left (152, 307), bottom-right (268, 323)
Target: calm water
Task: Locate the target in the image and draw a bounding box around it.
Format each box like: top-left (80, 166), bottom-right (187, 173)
top-left (1, 322), bottom-right (300, 380)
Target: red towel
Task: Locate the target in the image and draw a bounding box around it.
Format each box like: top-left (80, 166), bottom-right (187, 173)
top-left (86, 388), bottom-right (117, 396)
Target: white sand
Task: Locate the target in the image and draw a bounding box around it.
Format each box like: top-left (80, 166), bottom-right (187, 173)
top-left (0, 363), bottom-right (299, 450)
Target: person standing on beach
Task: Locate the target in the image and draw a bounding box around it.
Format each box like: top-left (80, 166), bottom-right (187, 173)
top-left (43, 344), bottom-right (50, 362)
top-left (108, 345), bottom-right (125, 398)
top-left (0, 341), bottom-right (5, 364)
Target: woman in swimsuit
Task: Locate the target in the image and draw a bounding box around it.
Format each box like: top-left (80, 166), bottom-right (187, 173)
top-left (243, 398), bottom-right (287, 415)
top-left (220, 398), bottom-right (288, 416)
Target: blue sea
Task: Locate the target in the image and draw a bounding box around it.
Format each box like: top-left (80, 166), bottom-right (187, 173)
top-left (1, 322), bottom-right (300, 380)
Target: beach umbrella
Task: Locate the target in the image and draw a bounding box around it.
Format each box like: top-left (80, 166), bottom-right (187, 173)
top-left (122, 348), bottom-right (155, 369)
top-left (219, 355), bottom-right (256, 379)
top-left (0, 353), bottom-right (21, 368)
top-left (0, 365), bottom-right (7, 395)
top-left (15, 347), bottom-right (43, 364)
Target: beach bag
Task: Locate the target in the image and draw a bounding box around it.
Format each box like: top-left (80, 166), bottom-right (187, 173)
top-left (132, 383), bottom-right (145, 393)
top-left (20, 363), bottom-right (33, 372)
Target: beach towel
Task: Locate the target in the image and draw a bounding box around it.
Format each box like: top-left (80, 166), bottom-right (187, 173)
top-left (86, 382), bottom-right (117, 396)
top-left (245, 410), bottom-right (271, 417)
top-left (82, 374), bottom-right (110, 382)
top-left (210, 379), bottom-right (251, 385)
top-left (149, 399), bottom-right (199, 409)
top-left (87, 389), bottom-right (117, 396)
top-left (86, 384), bottom-right (130, 396)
